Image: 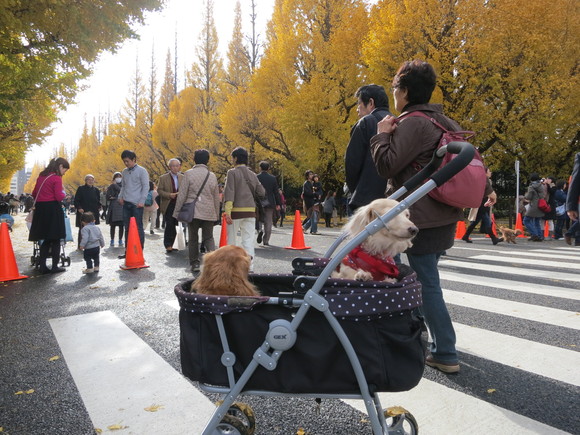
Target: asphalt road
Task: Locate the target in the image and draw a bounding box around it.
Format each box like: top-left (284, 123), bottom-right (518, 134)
top-left (1, 214), bottom-right (579, 435)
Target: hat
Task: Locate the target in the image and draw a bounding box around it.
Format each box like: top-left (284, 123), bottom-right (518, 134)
top-left (85, 174), bottom-right (95, 180)
top-left (113, 172), bottom-right (122, 177)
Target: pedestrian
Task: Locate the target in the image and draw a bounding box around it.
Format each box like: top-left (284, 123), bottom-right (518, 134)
top-left (302, 171), bottom-right (322, 235)
top-left (105, 172), bottom-right (124, 247)
top-left (275, 188), bottom-right (286, 227)
top-left (118, 150), bottom-right (149, 257)
top-left (345, 84), bottom-right (392, 213)
top-left (223, 146), bottom-right (265, 272)
top-left (553, 179), bottom-right (567, 240)
top-left (256, 161), bottom-right (281, 246)
top-left (565, 152), bottom-right (580, 246)
top-left (523, 173), bottom-right (547, 241)
top-left (142, 181), bottom-right (158, 235)
top-left (74, 174), bottom-right (101, 248)
top-left (173, 149), bottom-right (220, 273)
top-left (79, 211), bottom-right (105, 274)
top-left (322, 190), bottom-right (336, 228)
top-left (370, 59), bottom-right (462, 373)
top-left (100, 190), bottom-right (108, 220)
top-left (157, 158), bottom-right (183, 253)
top-left (28, 157), bottom-right (70, 274)
top-left (461, 167), bottom-right (503, 245)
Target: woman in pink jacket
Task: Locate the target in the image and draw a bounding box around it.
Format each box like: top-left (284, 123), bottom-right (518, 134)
top-left (29, 157), bottom-right (70, 274)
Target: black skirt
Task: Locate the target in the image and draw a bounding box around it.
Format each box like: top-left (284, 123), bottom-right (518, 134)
top-left (28, 201), bottom-right (65, 242)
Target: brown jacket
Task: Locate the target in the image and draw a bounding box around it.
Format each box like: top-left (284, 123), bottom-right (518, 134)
top-left (172, 164), bottom-right (220, 222)
top-left (157, 171), bottom-right (184, 214)
top-left (223, 165), bottom-right (265, 219)
top-left (370, 103), bottom-right (464, 254)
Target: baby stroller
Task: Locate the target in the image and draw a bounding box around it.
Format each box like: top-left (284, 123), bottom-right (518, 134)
top-left (30, 211), bottom-right (73, 269)
top-left (175, 143), bottom-right (476, 434)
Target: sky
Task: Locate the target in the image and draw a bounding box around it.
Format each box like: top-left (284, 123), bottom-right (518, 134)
top-left (25, 0), bottom-right (275, 167)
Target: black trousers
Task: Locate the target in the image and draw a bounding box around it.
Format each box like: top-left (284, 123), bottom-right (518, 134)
top-left (163, 202), bottom-right (178, 249)
top-left (39, 239), bottom-right (61, 270)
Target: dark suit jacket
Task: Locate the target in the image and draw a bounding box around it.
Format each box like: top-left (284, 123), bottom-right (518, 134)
top-left (257, 172), bottom-right (281, 208)
top-left (74, 184), bottom-right (101, 227)
top-left (567, 152), bottom-right (580, 214)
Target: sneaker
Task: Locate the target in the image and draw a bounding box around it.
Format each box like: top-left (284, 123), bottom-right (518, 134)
top-left (94, 266), bottom-right (99, 272)
top-left (425, 355), bottom-right (460, 374)
top-left (110, 240), bottom-right (115, 247)
top-left (82, 268), bottom-right (94, 274)
top-left (310, 231), bottom-right (320, 235)
top-left (191, 261), bottom-right (201, 273)
top-left (118, 240), bottom-right (124, 247)
top-left (257, 230), bottom-right (263, 244)
top-left (492, 237), bottom-right (503, 245)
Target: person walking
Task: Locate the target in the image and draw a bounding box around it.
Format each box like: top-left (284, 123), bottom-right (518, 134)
top-left (105, 172), bottom-right (124, 247)
top-left (461, 167), bottom-right (503, 245)
top-left (223, 147), bottom-right (265, 272)
top-left (142, 181), bottom-right (158, 235)
top-left (323, 190), bottom-right (336, 228)
top-left (79, 212), bottom-right (105, 274)
top-left (74, 174), bottom-right (101, 249)
top-left (370, 60), bottom-right (462, 373)
top-left (565, 152), bottom-right (580, 246)
top-left (553, 179), bottom-right (568, 240)
top-left (345, 84), bottom-right (392, 213)
top-left (274, 188), bottom-right (286, 227)
top-left (28, 157), bottom-right (70, 274)
top-left (118, 150), bottom-right (149, 257)
top-left (157, 158), bottom-right (183, 253)
top-left (523, 173), bottom-right (547, 241)
top-left (256, 161), bottom-right (281, 246)
top-left (173, 149), bottom-right (220, 273)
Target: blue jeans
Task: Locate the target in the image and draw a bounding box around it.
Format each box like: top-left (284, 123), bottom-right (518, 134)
top-left (123, 202), bottom-right (145, 248)
top-left (523, 216), bottom-right (542, 238)
top-left (303, 209), bottom-right (319, 233)
top-left (407, 252), bottom-right (458, 364)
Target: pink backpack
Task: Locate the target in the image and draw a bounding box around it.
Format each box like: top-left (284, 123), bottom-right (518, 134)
top-left (399, 111), bottom-right (487, 209)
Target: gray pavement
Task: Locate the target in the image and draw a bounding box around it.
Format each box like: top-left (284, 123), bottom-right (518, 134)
top-left (1, 214), bottom-right (579, 434)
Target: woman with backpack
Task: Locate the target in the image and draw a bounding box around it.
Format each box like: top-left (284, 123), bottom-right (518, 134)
top-left (142, 181), bottom-right (158, 236)
top-left (369, 60), bottom-right (464, 374)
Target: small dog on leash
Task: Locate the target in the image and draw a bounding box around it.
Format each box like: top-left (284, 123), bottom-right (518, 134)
top-left (190, 245), bottom-right (260, 296)
top-left (331, 198), bottom-right (418, 283)
top-left (498, 226), bottom-right (522, 244)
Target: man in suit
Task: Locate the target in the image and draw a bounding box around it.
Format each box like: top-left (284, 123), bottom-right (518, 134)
top-left (157, 158), bottom-right (184, 252)
top-left (256, 161), bottom-right (281, 246)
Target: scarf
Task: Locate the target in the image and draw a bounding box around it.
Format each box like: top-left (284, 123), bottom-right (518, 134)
top-left (340, 245), bottom-right (399, 281)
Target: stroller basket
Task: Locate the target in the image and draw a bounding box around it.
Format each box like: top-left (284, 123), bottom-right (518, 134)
top-left (176, 271), bottom-right (424, 395)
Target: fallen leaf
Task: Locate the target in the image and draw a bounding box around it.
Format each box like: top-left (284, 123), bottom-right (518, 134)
top-left (144, 404), bottom-right (164, 412)
top-left (49, 356), bottom-right (60, 361)
top-left (0, 426), bottom-right (4, 431)
top-left (14, 391), bottom-right (24, 395)
top-left (107, 424), bottom-right (128, 431)
top-left (25, 389), bottom-right (34, 394)
top-left (487, 388), bottom-right (496, 394)
top-left (94, 429), bottom-right (102, 434)
top-left (296, 429), bottom-right (306, 435)
top-left (89, 285), bottom-right (100, 289)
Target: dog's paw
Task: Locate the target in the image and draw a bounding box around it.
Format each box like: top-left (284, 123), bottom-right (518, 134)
top-left (354, 270), bottom-right (373, 281)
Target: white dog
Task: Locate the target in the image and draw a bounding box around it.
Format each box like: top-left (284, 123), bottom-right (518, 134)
top-left (331, 198), bottom-right (418, 283)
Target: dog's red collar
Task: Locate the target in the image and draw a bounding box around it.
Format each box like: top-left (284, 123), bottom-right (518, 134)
top-left (340, 245), bottom-right (399, 281)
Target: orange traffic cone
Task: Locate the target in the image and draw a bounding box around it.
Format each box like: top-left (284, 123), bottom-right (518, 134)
top-left (120, 217), bottom-right (149, 270)
top-left (0, 222), bottom-right (28, 282)
top-left (543, 220), bottom-right (550, 239)
top-left (515, 213), bottom-right (525, 237)
top-left (219, 215), bottom-right (228, 248)
top-left (455, 220), bottom-right (466, 239)
top-left (285, 210), bottom-right (311, 250)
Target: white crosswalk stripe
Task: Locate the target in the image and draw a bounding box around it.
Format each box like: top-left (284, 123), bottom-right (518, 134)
top-left (470, 254), bottom-right (580, 270)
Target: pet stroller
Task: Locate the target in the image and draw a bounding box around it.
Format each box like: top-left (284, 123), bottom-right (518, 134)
top-left (29, 212), bottom-right (73, 269)
top-left (175, 142), bottom-right (476, 434)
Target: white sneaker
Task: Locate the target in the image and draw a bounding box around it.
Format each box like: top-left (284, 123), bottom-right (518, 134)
top-left (82, 268), bottom-right (94, 274)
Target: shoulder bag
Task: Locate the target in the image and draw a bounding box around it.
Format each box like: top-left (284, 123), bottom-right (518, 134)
top-left (176, 170), bottom-right (210, 223)
top-left (25, 174), bottom-right (54, 227)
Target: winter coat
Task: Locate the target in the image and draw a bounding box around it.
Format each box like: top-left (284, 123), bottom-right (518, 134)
top-left (106, 183), bottom-right (124, 224)
top-left (524, 180), bottom-right (546, 218)
top-left (74, 184), bottom-right (101, 227)
top-left (173, 164), bottom-right (220, 222)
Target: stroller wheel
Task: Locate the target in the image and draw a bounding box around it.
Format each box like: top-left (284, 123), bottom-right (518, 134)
top-left (384, 406), bottom-right (418, 435)
top-left (216, 413), bottom-right (250, 435)
top-left (216, 401), bottom-right (255, 435)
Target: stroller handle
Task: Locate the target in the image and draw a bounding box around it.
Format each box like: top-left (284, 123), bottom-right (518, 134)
top-left (401, 141), bottom-right (475, 192)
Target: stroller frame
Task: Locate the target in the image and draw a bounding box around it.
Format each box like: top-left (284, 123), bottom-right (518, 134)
top-left (30, 239), bottom-right (71, 269)
top-left (187, 142), bottom-right (476, 435)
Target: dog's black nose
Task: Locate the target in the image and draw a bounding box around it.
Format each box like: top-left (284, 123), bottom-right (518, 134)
top-left (408, 226), bottom-right (419, 236)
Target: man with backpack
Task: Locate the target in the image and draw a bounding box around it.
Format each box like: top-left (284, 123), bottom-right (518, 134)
top-left (158, 158), bottom-right (183, 253)
top-left (345, 84), bottom-right (392, 213)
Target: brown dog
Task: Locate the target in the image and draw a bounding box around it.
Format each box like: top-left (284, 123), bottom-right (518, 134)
top-left (498, 226), bottom-right (522, 244)
top-left (190, 245), bottom-right (260, 296)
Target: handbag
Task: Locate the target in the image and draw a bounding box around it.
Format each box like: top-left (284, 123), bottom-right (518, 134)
top-left (26, 174), bottom-right (54, 229)
top-left (176, 170), bottom-right (210, 223)
top-left (538, 198), bottom-right (551, 213)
